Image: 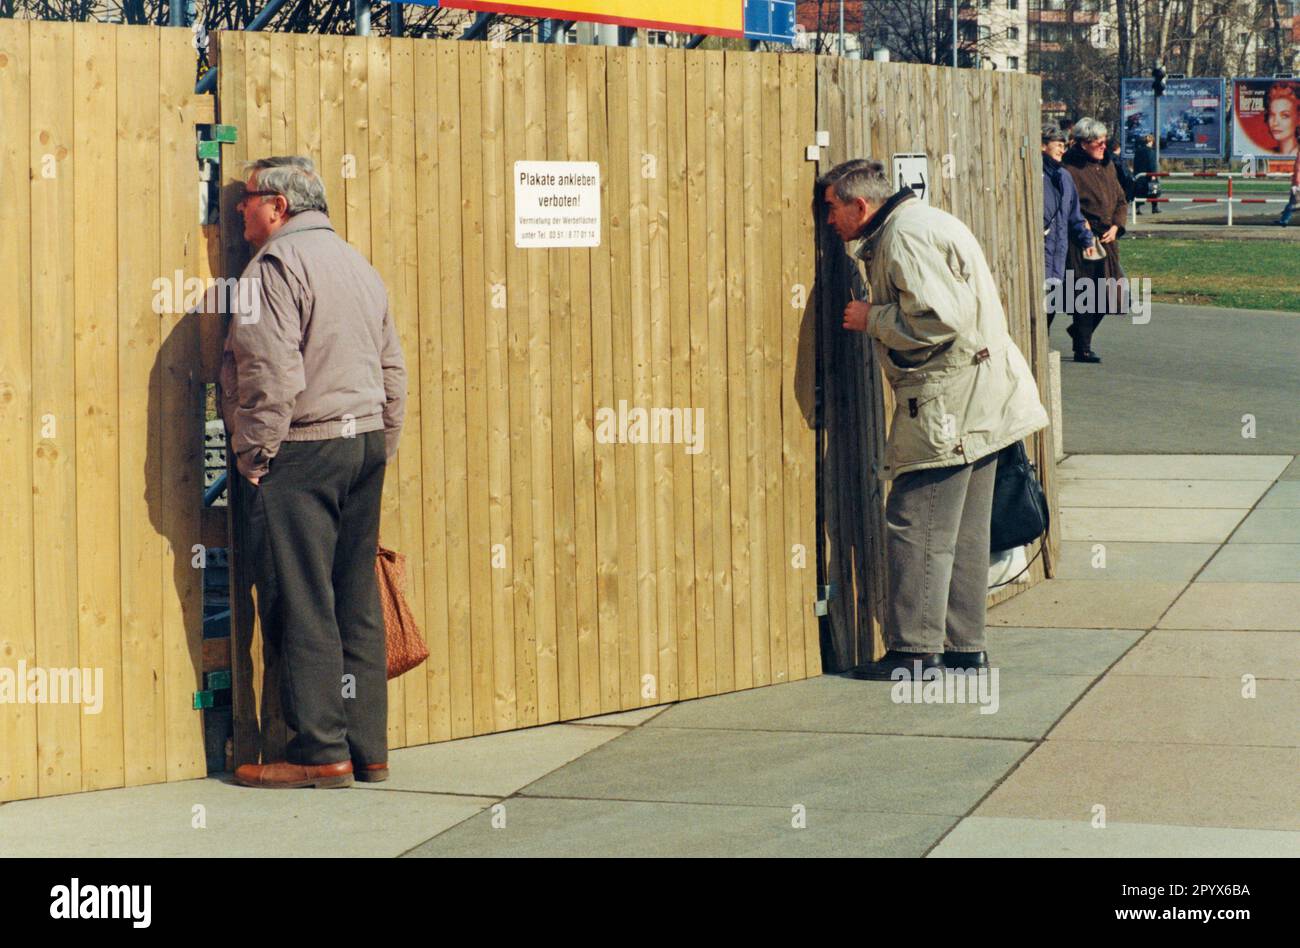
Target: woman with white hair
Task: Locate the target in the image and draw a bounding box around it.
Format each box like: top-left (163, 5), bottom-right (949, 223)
top-left (1060, 116), bottom-right (1128, 363)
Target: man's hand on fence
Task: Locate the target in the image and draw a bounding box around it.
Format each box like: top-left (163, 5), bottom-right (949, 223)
top-left (843, 300), bottom-right (871, 333)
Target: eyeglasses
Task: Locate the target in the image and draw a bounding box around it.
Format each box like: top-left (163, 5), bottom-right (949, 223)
top-left (1083, 138), bottom-right (1107, 147)
top-left (237, 189), bottom-right (282, 209)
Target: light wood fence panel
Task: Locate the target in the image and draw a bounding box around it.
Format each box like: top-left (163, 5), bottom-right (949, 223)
top-left (0, 21), bottom-right (210, 802)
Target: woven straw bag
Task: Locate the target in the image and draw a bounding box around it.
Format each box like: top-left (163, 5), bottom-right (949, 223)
top-left (375, 543), bottom-right (429, 679)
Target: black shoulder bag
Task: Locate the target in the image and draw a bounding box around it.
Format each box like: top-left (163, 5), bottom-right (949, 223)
top-left (990, 441), bottom-right (1050, 553)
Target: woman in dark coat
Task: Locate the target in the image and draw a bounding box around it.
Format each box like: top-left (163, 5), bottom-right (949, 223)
top-left (1132, 134), bottom-right (1160, 214)
top-left (1042, 124), bottom-right (1096, 331)
top-left (1061, 116), bottom-right (1128, 363)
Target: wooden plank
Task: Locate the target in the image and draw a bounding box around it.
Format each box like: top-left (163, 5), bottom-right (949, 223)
top-left (26, 21), bottom-right (79, 797)
top-left (480, 43), bottom-right (517, 731)
top-left (389, 36), bottom-right (430, 745)
top-left (683, 49), bottom-right (715, 698)
top-left (565, 45), bottom-right (600, 719)
top-left (435, 40), bottom-right (473, 738)
top-left (702, 50), bottom-right (734, 696)
top-left (116, 23), bottom-right (166, 786)
top-left (292, 33), bottom-right (321, 161)
top-left (604, 48), bottom-right (640, 709)
top-left (342, 36), bottom-right (371, 257)
top-left (317, 36), bottom-right (347, 241)
top-left (543, 45), bottom-right (579, 722)
top-left (664, 48), bottom-right (697, 701)
top-left (159, 25), bottom-right (206, 782)
top-left (268, 31), bottom-right (294, 156)
top-left (522, 43), bottom-right (559, 721)
top-left (787, 55), bottom-right (820, 678)
top-left (501, 44), bottom-right (538, 727)
top-left (626, 45), bottom-right (660, 707)
top-left (644, 45), bottom-right (676, 705)
top-left (760, 51), bottom-right (787, 685)
top-left (72, 33), bottom-right (124, 790)
top-left (72, 24), bottom-right (124, 790)
top-left (413, 39), bottom-right (452, 742)
top-left (202, 637), bottom-right (231, 674)
top-left (458, 41), bottom-right (495, 735)
top-left (366, 35), bottom-right (405, 749)
top-left (0, 18), bottom-right (38, 803)
top-left (584, 46), bottom-right (620, 713)
top-left (724, 51), bottom-right (753, 690)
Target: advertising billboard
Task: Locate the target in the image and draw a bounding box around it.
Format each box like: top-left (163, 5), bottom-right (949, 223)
top-left (1231, 77), bottom-right (1300, 158)
top-left (407, 0), bottom-right (797, 43)
top-left (1120, 77), bottom-right (1224, 158)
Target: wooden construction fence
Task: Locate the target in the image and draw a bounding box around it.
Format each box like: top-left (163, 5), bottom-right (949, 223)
top-left (215, 33), bottom-right (823, 763)
top-left (0, 21), bottom-right (1056, 800)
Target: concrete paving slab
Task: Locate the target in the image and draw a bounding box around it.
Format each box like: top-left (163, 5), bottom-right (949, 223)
top-left (518, 727), bottom-right (1030, 817)
top-left (1061, 507), bottom-right (1245, 544)
top-left (568, 705), bottom-right (674, 728)
top-left (986, 580), bottom-right (1186, 629)
top-left (1057, 455), bottom-right (1293, 481)
top-left (930, 816), bottom-right (1300, 858)
top-left (1258, 481), bottom-right (1300, 507)
top-left (1198, 544), bottom-right (1300, 582)
top-left (404, 797), bottom-right (956, 858)
top-left (976, 741), bottom-right (1300, 831)
top-left (639, 671), bottom-right (1095, 741)
top-left (1047, 675), bottom-right (1300, 747)
top-left (1111, 629), bottom-right (1300, 680)
top-left (350, 724), bottom-right (628, 797)
top-left (1229, 507), bottom-right (1300, 543)
top-left (0, 776), bottom-right (495, 857)
top-left (1058, 479), bottom-right (1271, 509)
top-left (978, 627), bottom-right (1144, 675)
top-left (1280, 457), bottom-right (1300, 481)
top-left (1159, 582), bottom-right (1300, 630)
top-left (1052, 541), bottom-right (1216, 583)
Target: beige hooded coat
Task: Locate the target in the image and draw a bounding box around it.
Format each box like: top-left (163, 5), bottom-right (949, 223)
top-left (852, 192), bottom-right (1049, 479)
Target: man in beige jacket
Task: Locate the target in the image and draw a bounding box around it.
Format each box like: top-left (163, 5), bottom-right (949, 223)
top-left (221, 156), bottom-right (406, 788)
top-left (821, 159), bottom-right (1049, 680)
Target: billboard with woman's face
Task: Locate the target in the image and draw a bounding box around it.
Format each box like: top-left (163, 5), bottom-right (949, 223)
top-left (1232, 78), bottom-right (1300, 157)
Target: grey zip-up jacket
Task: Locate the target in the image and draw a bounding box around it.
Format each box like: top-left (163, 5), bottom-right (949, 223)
top-left (220, 210), bottom-right (407, 480)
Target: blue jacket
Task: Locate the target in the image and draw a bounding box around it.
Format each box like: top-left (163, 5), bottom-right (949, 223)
top-left (1042, 154), bottom-right (1094, 285)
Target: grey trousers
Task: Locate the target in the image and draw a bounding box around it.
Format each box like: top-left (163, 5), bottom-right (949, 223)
top-left (239, 429), bottom-right (389, 766)
top-left (883, 451), bottom-right (998, 654)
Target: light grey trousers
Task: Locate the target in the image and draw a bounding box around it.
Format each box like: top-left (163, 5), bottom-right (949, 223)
top-left (883, 451), bottom-right (998, 654)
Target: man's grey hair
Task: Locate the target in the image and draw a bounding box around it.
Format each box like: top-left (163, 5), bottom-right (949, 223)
top-left (1071, 117), bottom-right (1108, 143)
top-left (818, 158), bottom-right (894, 207)
top-left (243, 156), bottom-right (329, 215)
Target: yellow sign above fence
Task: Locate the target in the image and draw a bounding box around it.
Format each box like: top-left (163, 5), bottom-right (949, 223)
top-left (419, 0), bottom-right (797, 42)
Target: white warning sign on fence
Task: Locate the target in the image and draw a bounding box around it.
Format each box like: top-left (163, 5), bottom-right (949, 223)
top-left (892, 153), bottom-right (929, 204)
top-left (514, 161), bottom-right (601, 248)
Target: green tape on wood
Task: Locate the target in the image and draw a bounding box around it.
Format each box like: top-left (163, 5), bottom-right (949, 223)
top-left (197, 140), bottom-right (221, 161)
top-left (213, 124), bottom-right (238, 143)
top-left (192, 690), bottom-right (214, 710)
top-left (205, 670), bottom-right (232, 691)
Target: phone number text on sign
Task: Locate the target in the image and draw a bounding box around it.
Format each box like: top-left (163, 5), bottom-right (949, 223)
top-left (514, 160), bottom-right (602, 248)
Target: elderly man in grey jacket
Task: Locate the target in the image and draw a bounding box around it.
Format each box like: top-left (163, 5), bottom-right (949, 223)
top-left (821, 159), bottom-right (1049, 680)
top-left (222, 156), bottom-right (407, 789)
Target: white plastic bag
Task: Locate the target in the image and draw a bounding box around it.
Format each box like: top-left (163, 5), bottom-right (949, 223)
top-left (988, 546), bottom-right (1029, 589)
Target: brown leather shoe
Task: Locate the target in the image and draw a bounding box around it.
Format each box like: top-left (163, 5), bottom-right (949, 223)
top-left (354, 763), bottom-right (389, 783)
top-left (234, 760), bottom-right (354, 789)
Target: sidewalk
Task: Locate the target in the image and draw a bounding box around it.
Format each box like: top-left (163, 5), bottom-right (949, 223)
top-left (2, 455), bottom-right (1295, 858)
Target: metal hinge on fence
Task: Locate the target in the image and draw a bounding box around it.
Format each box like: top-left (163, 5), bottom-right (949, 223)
top-left (814, 582), bottom-right (836, 616)
top-left (197, 124), bottom-right (238, 226)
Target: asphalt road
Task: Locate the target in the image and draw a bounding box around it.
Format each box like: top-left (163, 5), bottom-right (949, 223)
top-left (1051, 301), bottom-right (1300, 455)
